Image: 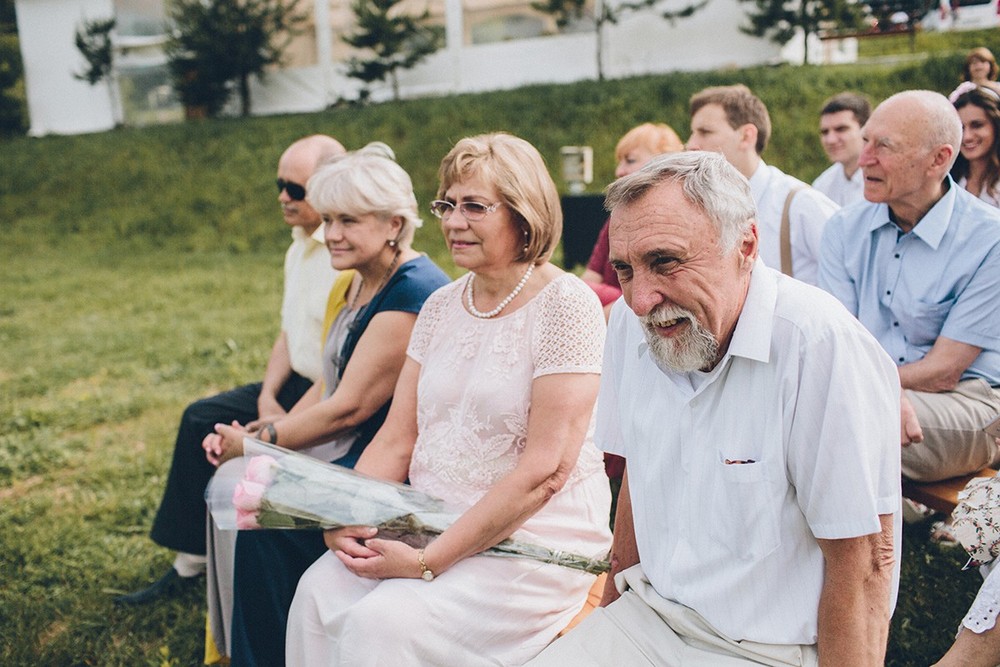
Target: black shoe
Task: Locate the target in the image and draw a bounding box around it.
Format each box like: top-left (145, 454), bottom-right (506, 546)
top-left (113, 568), bottom-right (201, 606)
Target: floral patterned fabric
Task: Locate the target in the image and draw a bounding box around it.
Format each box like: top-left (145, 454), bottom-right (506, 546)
top-left (953, 475), bottom-right (1000, 634)
top-left (953, 475), bottom-right (1000, 567)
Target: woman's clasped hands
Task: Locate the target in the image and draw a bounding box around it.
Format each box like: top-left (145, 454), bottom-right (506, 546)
top-left (324, 526), bottom-right (426, 580)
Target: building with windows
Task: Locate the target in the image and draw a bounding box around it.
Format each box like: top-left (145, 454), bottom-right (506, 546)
top-left (17, 0), bottom-right (800, 136)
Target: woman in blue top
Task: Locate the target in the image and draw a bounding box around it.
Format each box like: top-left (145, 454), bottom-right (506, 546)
top-left (203, 143), bottom-right (450, 665)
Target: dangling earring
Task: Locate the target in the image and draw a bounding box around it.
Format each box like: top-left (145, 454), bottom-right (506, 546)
top-left (522, 229), bottom-right (529, 254)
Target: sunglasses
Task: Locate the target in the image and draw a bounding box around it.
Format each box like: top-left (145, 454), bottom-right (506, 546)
top-left (429, 200), bottom-right (501, 222)
top-left (276, 179), bottom-right (307, 201)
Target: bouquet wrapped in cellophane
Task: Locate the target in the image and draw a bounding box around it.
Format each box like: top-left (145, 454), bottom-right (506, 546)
top-left (205, 438), bottom-right (609, 575)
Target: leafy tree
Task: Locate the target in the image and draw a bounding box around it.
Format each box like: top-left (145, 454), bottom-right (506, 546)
top-left (533, 0), bottom-right (708, 81)
top-left (165, 0), bottom-right (307, 118)
top-left (0, 0), bottom-right (25, 135)
top-left (342, 0), bottom-right (444, 101)
top-left (739, 0), bottom-right (868, 65)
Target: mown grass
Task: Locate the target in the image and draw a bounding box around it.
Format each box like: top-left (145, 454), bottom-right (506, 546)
top-left (1, 35), bottom-right (996, 665)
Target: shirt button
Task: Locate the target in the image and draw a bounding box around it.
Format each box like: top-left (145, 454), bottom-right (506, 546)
top-left (886, 290), bottom-right (891, 295)
top-left (893, 322), bottom-right (899, 327)
top-left (894, 253), bottom-right (900, 259)
top-left (899, 357), bottom-right (905, 363)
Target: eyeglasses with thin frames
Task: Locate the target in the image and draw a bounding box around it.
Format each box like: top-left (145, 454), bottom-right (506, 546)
top-left (429, 200), bottom-right (501, 222)
top-left (276, 179), bottom-right (307, 201)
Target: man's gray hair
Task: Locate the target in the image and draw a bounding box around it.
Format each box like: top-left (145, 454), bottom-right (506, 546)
top-left (604, 151), bottom-right (757, 253)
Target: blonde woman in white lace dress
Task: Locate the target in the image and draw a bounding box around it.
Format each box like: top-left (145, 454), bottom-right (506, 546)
top-left (286, 133), bottom-right (613, 666)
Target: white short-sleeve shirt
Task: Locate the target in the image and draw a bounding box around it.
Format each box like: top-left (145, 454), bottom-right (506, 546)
top-left (596, 261), bottom-right (901, 645)
top-left (281, 225), bottom-right (337, 382)
top-left (750, 162), bottom-right (839, 286)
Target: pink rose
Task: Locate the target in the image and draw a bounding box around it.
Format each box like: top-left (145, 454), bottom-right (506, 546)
top-left (232, 480), bottom-right (267, 511)
top-left (235, 508), bottom-right (260, 529)
top-left (245, 455), bottom-right (278, 485)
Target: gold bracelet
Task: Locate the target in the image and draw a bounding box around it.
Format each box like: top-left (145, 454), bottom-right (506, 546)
top-left (416, 549), bottom-right (434, 582)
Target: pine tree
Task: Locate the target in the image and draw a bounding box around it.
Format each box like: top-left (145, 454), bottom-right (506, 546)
top-left (343, 0), bottom-right (444, 101)
top-left (165, 0), bottom-right (306, 117)
top-left (0, 0), bottom-right (26, 135)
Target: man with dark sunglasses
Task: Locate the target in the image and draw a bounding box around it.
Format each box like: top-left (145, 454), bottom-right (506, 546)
top-left (116, 134), bottom-right (346, 605)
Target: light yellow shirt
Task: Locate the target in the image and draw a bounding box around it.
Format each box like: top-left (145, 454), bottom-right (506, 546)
top-left (281, 225), bottom-right (336, 382)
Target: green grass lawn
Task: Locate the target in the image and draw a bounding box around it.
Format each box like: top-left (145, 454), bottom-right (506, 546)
top-left (0, 247), bottom-right (280, 666)
top-left (2, 33), bottom-right (997, 665)
top-left (0, 236), bottom-right (987, 667)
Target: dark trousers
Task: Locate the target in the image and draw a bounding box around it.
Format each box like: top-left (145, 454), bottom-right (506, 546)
top-left (229, 439), bottom-right (368, 667)
top-left (148, 373), bottom-right (313, 556)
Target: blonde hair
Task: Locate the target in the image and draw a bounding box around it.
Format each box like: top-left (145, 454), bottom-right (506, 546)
top-left (615, 123), bottom-right (684, 162)
top-left (307, 142), bottom-right (422, 245)
top-left (436, 133), bottom-right (561, 265)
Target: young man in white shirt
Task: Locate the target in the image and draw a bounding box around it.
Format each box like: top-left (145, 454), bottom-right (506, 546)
top-left (686, 84), bottom-right (838, 286)
top-left (812, 92), bottom-right (871, 207)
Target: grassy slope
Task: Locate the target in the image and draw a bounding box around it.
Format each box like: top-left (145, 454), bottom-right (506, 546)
top-left (2, 30), bottom-right (998, 666)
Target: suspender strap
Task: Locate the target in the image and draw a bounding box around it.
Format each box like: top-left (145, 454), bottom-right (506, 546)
top-left (779, 187), bottom-right (805, 276)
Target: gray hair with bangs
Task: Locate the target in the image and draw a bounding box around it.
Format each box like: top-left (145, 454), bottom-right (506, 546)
top-left (306, 142), bottom-right (423, 244)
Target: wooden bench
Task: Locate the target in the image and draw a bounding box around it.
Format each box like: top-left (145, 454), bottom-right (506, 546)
top-left (901, 467), bottom-right (997, 515)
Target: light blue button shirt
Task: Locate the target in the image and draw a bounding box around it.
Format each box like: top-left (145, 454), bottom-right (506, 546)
top-left (819, 177), bottom-right (1000, 386)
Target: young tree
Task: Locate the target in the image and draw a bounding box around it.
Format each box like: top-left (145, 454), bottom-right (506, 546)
top-left (74, 17), bottom-right (123, 125)
top-left (342, 0), bottom-right (444, 101)
top-left (165, 0), bottom-right (307, 118)
top-left (532, 0), bottom-right (708, 81)
top-left (739, 0), bottom-right (868, 65)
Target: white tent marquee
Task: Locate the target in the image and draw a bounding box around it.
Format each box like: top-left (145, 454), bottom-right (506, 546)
top-left (17, 0), bottom-right (119, 135)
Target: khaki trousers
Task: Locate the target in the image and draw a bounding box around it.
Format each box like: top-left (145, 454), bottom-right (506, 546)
top-left (903, 379), bottom-right (1000, 482)
top-left (528, 565), bottom-right (818, 667)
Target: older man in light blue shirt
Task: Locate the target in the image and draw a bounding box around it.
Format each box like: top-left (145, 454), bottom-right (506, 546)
top-left (820, 90), bottom-right (1000, 483)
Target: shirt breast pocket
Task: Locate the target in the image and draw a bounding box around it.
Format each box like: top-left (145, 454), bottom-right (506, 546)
top-left (690, 460), bottom-right (782, 562)
top-left (896, 297), bottom-right (954, 348)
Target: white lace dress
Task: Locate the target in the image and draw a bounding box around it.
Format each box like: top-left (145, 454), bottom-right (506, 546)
top-left (287, 273), bottom-right (613, 666)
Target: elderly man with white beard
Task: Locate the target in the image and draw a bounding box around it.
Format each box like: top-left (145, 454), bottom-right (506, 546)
top-left (528, 152), bottom-right (901, 667)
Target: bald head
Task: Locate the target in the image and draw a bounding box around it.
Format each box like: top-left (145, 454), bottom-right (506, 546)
top-left (278, 135), bottom-right (346, 233)
top-left (282, 135), bottom-right (347, 171)
top-left (859, 91), bottom-right (961, 230)
top-left (875, 91), bottom-right (962, 164)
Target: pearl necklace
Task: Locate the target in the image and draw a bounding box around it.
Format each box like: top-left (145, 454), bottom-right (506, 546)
top-left (465, 263), bottom-right (534, 319)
